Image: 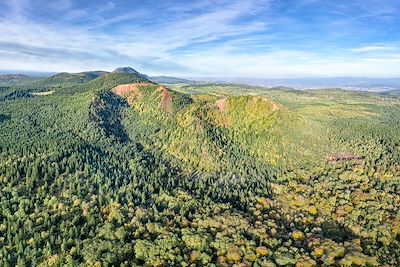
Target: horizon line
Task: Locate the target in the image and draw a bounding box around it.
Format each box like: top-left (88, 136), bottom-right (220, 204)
top-left (1, 69), bottom-right (400, 80)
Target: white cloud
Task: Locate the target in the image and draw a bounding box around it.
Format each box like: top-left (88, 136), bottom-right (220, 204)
top-left (0, 0), bottom-right (399, 78)
top-left (351, 45), bottom-right (396, 53)
top-left (0, 0), bottom-right (272, 73)
top-left (171, 48), bottom-right (400, 78)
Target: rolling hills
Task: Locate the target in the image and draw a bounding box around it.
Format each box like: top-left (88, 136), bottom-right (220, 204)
top-left (0, 68), bottom-right (399, 266)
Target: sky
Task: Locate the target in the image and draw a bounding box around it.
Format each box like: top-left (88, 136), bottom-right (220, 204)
top-left (1, 0), bottom-right (400, 78)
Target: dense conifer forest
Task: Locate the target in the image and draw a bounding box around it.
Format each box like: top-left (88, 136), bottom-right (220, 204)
top-left (0, 70), bottom-right (399, 266)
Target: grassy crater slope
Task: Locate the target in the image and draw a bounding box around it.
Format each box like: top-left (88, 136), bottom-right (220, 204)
top-left (110, 82), bottom-right (329, 173)
top-left (0, 74), bottom-right (399, 266)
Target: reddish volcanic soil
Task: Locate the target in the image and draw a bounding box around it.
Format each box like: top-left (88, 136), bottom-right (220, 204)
top-left (112, 84), bottom-right (172, 113)
top-left (112, 83), bottom-right (151, 100)
top-left (268, 99), bottom-right (279, 112)
top-left (157, 86), bottom-right (171, 113)
top-left (253, 97), bottom-right (279, 112)
top-left (325, 152), bottom-right (363, 164)
top-left (216, 98), bottom-right (227, 113)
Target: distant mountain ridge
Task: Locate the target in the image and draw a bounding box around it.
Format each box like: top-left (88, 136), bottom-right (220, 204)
top-left (0, 67), bottom-right (151, 91)
top-left (49, 71), bottom-right (109, 83)
top-left (0, 74), bottom-right (33, 85)
top-left (0, 74), bottom-right (31, 82)
top-left (0, 74), bottom-right (31, 79)
top-left (2, 67), bottom-right (400, 91)
top-left (146, 76), bottom-right (196, 84)
top-left (53, 70), bottom-right (109, 77)
top-left (112, 66), bottom-right (142, 75)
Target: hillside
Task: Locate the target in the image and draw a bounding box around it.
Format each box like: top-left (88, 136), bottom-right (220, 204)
top-left (0, 73), bottom-right (31, 81)
top-left (49, 70), bottom-right (108, 83)
top-left (0, 74), bottom-right (37, 86)
top-left (0, 70), bottom-right (399, 266)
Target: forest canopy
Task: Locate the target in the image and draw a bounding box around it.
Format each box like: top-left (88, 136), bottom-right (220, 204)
top-left (0, 71), bottom-right (399, 266)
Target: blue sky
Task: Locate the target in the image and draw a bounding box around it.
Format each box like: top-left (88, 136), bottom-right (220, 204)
top-left (1, 0), bottom-right (400, 78)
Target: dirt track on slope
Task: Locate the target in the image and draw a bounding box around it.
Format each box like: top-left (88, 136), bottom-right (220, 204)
top-left (157, 86), bottom-right (171, 113)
